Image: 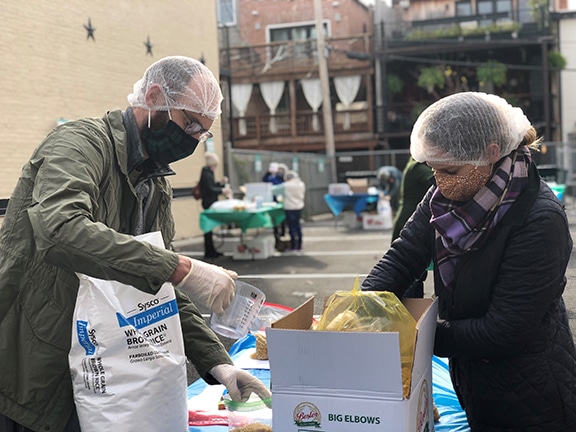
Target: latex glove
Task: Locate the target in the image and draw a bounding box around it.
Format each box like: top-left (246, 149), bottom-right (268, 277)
top-left (176, 258), bottom-right (237, 314)
top-left (210, 364), bottom-right (272, 406)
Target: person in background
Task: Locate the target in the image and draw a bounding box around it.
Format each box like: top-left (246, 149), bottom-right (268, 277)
top-left (262, 162), bottom-right (287, 243)
top-left (362, 92), bottom-right (576, 431)
top-left (200, 152), bottom-right (231, 259)
top-left (274, 170), bottom-right (305, 252)
top-left (391, 156), bottom-right (434, 298)
top-left (276, 163), bottom-right (288, 184)
top-left (0, 56), bottom-right (270, 432)
top-left (375, 165), bottom-right (403, 213)
top-left (261, 162), bottom-right (283, 185)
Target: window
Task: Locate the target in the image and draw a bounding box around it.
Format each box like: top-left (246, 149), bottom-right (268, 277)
top-left (496, 0), bottom-right (511, 13)
top-left (268, 23), bottom-right (328, 60)
top-left (518, 0), bottom-right (533, 23)
top-left (477, 0), bottom-right (493, 26)
top-left (478, 0), bottom-right (511, 25)
top-left (456, 1), bottom-right (472, 17)
top-left (269, 23), bottom-right (328, 43)
top-left (496, 0), bottom-right (512, 22)
top-left (478, 0), bottom-right (494, 15)
top-left (217, 0), bottom-right (236, 26)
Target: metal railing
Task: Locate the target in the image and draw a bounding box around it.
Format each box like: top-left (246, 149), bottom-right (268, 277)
top-left (233, 108), bottom-right (371, 141)
top-left (220, 35), bottom-right (372, 78)
top-left (226, 141), bottom-right (576, 219)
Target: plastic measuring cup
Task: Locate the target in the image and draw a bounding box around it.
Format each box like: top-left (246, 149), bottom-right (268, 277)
top-left (210, 280), bottom-right (266, 339)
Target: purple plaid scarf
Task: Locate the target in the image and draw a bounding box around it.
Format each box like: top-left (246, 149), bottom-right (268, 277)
top-left (429, 146), bottom-right (531, 291)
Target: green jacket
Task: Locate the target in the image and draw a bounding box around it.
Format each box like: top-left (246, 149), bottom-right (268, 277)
top-left (0, 110), bottom-right (231, 432)
top-left (392, 157), bottom-right (434, 241)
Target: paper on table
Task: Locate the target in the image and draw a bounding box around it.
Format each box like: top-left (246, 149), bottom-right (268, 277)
top-left (233, 348), bottom-right (270, 370)
top-left (187, 384), bottom-right (226, 412)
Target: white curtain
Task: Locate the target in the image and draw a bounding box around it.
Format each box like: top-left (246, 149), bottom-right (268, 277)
top-left (334, 75), bottom-right (362, 130)
top-left (292, 27), bottom-right (308, 58)
top-left (260, 81), bottom-right (285, 133)
top-left (231, 83), bottom-right (253, 136)
top-left (300, 78), bottom-right (323, 131)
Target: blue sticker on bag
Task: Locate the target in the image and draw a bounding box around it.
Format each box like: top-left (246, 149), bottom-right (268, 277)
top-left (76, 320), bottom-right (97, 355)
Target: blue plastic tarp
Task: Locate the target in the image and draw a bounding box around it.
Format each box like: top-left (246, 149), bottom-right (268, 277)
top-left (431, 356), bottom-right (470, 431)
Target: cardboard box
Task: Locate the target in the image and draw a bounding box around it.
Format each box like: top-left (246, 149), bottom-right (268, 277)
top-left (328, 183), bottom-right (351, 195)
top-left (346, 178), bottom-right (369, 194)
top-left (362, 213), bottom-right (393, 230)
top-left (266, 297), bottom-right (438, 432)
top-left (233, 234), bottom-right (275, 260)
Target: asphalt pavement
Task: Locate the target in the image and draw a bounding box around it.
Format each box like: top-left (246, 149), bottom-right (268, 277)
top-left (175, 200), bottom-right (576, 383)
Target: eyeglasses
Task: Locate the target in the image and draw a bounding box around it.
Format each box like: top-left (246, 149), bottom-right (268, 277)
top-left (180, 110), bottom-right (213, 142)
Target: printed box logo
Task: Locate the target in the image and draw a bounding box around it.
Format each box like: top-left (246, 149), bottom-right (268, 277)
top-left (294, 402), bottom-right (322, 428)
top-left (417, 380), bottom-right (430, 432)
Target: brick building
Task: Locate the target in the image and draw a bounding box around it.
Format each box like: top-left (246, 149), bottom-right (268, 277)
top-left (218, 0), bottom-right (376, 154)
top-left (218, 0), bottom-right (572, 177)
top-left (0, 0), bottom-right (222, 238)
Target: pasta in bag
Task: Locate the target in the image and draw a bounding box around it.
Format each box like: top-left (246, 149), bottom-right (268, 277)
top-left (69, 232), bottom-right (188, 432)
top-left (315, 277), bottom-right (417, 398)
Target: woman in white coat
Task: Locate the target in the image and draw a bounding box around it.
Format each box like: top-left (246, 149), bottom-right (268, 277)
top-left (277, 171), bottom-right (305, 251)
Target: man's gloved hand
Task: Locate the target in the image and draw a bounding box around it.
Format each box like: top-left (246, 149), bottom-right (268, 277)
top-left (175, 258), bottom-right (238, 314)
top-left (210, 364), bottom-right (272, 406)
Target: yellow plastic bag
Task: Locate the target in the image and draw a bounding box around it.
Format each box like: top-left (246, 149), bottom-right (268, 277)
top-left (315, 277), bottom-right (417, 398)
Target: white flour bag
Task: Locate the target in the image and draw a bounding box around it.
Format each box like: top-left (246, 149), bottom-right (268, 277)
top-left (69, 232), bottom-right (187, 432)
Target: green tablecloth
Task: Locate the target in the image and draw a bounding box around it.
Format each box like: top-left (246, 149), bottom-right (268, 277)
top-left (200, 203), bottom-right (285, 233)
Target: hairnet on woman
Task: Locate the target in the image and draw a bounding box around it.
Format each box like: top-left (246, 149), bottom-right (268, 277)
top-left (362, 92), bottom-right (576, 431)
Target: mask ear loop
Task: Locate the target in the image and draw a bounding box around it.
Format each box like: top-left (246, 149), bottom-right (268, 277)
top-left (147, 109), bottom-right (172, 128)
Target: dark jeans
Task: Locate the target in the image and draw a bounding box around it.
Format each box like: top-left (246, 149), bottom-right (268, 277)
top-left (203, 231), bottom-right (218, 257)
top-left (0, 409), bottom-right (81, 432)
top-left (273, 221), bottom-right (286, 239)
top-left (285, 209), bottom-right (302, 250)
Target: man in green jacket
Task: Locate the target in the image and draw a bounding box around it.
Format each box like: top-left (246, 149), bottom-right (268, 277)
top-left (391, 156), bottom-right (434, 298)
top-left (0, 56), bottom-right (270, 432)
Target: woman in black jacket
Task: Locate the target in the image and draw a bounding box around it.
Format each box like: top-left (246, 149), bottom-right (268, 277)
top-left (199, 152), bottom-right (230, 258)
top-left (362, 92), bottom-right (576, 431)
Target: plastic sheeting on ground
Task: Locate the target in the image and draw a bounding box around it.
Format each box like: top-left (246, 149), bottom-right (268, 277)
top-left (432, 356), bottom-right (471, 431)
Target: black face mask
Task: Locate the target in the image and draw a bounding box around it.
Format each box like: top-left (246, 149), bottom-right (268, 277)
top-left (144, 120), bottom-right (199, 166)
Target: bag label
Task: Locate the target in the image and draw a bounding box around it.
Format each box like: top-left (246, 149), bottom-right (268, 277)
top-left (81, 357), bottom-right (107, 394)
top-left (76, 320), bottom-right (97, 356)
top-left (123, 323), bottom-right (173, 348)
top-left (116, 298), bottom-right (178, 329)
